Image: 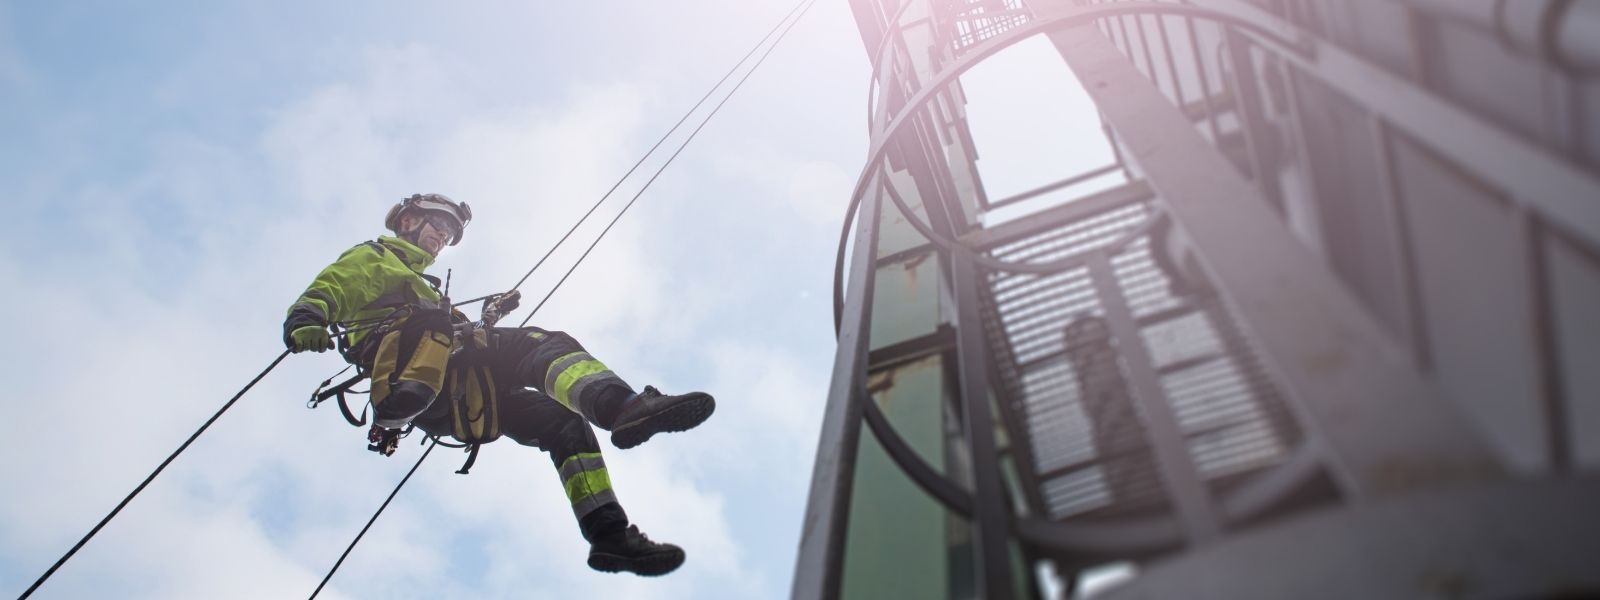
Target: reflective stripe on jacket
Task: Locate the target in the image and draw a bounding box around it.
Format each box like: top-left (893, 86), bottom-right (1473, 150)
top-left (283, 235), bottom-right (442, 349)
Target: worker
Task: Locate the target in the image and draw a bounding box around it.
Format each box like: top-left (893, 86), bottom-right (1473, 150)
top-left (282, 193), bottom-right (715, 576)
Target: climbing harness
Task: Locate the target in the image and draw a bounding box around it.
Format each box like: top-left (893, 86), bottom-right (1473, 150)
top-left (307, 291), bottom-right (515, 465)
top-left (308, 365), bottom-right (369, 426)
top-left (432, 436), bottom-right (485, 475)
top-left (306, 261), bottom-right (516, 470)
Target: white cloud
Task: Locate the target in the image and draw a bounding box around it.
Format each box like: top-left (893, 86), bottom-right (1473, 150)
top-left (699, 340), bottom-right (829, 466)
top-left (713, 148), bottom-right (855, 227)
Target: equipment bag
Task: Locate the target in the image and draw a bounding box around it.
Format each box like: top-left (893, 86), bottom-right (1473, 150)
top-left (442, 328), bottom-right (503, 445)
top-left (367, 309), bottom-right (454, 414)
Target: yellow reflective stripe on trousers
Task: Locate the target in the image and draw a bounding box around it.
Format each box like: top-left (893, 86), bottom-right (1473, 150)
top-left (545, 352), bottom-right (589, 397)
top-left (559, 452), bottom-right (607, 480)
top-left (551, 356), bottom-right (613, 410)
top-left (561, 453), bottom-right (616, 517)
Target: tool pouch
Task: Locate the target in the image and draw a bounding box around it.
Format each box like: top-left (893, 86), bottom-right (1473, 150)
top-left (367, 309), bottom-right (453, 415)
top-left (443, 328), bottom-right (502, 444)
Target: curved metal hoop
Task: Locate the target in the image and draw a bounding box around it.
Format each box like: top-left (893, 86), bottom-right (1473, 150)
top-left (833, 1), bottom-right (1313, 334)
top-left (865, 391), bottom-right (1327, 556)
top-left (863, 400), bottom-right (975, 514)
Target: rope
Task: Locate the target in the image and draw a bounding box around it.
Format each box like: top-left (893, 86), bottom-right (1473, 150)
top-left (307, 440), bottom-right (438, 600)
top-left (518, 0), bottom-right (820, 326)
top-left (501, 0), bottom-right (812, 299)
top-left (18, 349), bottom-right (293, 600)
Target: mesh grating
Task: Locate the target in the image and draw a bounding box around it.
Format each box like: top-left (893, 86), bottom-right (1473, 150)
top-left (981, 195), bottom-right (1302, 521)
top-left (943, 0), bottom-right (1031, 54)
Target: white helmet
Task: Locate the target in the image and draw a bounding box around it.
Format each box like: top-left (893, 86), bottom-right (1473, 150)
top-left (384, 193), bottom-right (472, 245)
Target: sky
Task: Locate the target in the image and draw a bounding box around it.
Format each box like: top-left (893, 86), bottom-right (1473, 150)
top-left (0, 1), bottom-right (1110, 598)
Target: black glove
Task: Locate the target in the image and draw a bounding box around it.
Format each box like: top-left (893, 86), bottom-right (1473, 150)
top-left (484, 290), bottom-right (521, 320)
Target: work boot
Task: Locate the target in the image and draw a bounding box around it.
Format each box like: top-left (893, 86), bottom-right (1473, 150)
top-left (609, 386), bottom-right (715, 449)
top-left (587, 525), bottom-right (685, 576)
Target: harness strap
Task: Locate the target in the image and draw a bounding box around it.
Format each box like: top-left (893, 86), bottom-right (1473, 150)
top-left (310, 371), bottom-right (372, 427)
top-left (455, 444), bottom-right (481, 475)
top-left (428, 436), bottom-right (482, 475)
top-left (337, 391), bottom-right (369, 427)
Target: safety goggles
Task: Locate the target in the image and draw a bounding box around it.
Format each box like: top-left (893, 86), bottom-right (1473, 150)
top-left (420, 213), bottom-right (462, 241)
top-left (403, 194), bottom-right (470, 244)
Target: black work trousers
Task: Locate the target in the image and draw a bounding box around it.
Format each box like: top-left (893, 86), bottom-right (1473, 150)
top-left (370, 325), bottom-right (635, 541)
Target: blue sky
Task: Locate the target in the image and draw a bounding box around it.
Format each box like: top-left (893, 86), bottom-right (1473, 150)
top-left (0, 1), bottom-right (1106, 598)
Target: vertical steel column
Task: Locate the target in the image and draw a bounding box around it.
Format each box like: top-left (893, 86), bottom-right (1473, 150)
top-left (1220, 29), bottom-right (1287, 207)
top-left (1155, 14), bottom-right (1190, 107)
top-left (1370, 117), bottom-right (1434, 371)
top-left (1515, 209), bottom-right (1572, 472)
top-left (1087, 252), bottom-right (1224, 543)
top-left (948, 245), bottom-right (1017, 600)
top-left (1183, 15), bottom-right (1225, 142)
top-left (793, 181), bottom-right (886, 600)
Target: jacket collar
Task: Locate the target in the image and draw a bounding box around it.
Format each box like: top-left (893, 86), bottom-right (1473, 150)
top-left (377, 235), bottom-right (436, 273)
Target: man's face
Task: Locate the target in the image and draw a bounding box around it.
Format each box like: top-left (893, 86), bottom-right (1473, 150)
top-left (401, 213), bottom-right (458, 255)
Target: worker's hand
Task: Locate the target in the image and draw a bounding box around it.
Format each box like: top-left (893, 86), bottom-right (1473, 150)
top-left (485, 290), bottom-right (521, 318)
top-left (289, 325), bottom-right (334, 353)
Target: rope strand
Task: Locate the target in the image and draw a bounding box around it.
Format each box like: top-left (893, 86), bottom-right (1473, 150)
top-left (307, 440), bottom-right (438, 600)
top-left (501, 0), bottom-right (812, 298)
top-left (519, 0), bottom-right (820, 325)
top-left (18, 350), bottom-right (293, 600)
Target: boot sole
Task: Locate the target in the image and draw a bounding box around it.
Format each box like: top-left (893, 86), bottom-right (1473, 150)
top-left (610, 393), bottom-right (715, 450)
top-left (588, 547), bottom-right (686, 576)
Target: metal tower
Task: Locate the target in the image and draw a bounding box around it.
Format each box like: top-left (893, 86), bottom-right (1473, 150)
top-left (795, 1), bottom-right (1600, 598)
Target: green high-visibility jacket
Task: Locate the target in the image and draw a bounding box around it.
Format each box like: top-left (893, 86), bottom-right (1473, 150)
top-left (283, 235), bottom-right (443, 350)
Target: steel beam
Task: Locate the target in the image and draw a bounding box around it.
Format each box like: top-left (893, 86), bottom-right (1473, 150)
top-left (1087, 253), bottom-right (1224, 543)
top-left (1096, 477), bottom-right (1600, 600)
top-left (1220, 28), bottom-right (1286, 208)
top-left (1043, 18), bottom-right (1505, 499)
top-left (793, 179), bottom-right (885, 600)
top-left (961, 180), bottom-right (1155, 251)
top-left (948, 245), bottom-right (1018, 600)
top-left (984, 164), bottom-right (1124, 212)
